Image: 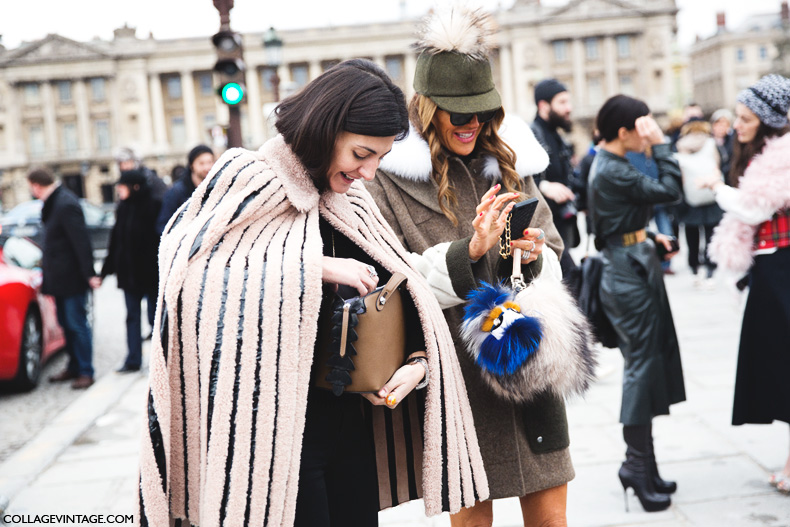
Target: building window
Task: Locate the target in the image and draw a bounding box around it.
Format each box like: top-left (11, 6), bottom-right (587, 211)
top-left (90, 78), bottom-right (106, 102)
top-left (585, 38), bottom-right (599, 61)
top-left (290, 64), bottom-right (309, 88)
top-left (620, 74), bottom-right (635, 96)
top-left (61, 122), bottom-right (79, 154)
top-left (552, 40), bottom-right (568, 63)
top-left (385, 55), bottom-right (404, 82)
top-left (23, 83), bottom-right (41, 106)
top-left (321, 59), bottom-right (341, 72)
top-left (95, 119), bottom-right (111, 152)
top-left (260, 67), bottom-right (278, 102)
top-left (166, 76), bottom-right (182, 99)
top-left (28, 125), bottom-right (45, 156)
top-left (616, 35), bottom-right (631, 58)
top-left (171, 116), bottom-right (186, 146)
top-left (587, 76), bottom-right (603, 107)
top-left (736, 47), bottom-right (745, 62)
top-left (198, 73), bottom-right (213, 96)
top-left (57, 81), bottom-right (72, 104)
top-left (759, 46), bottom-right (768, 60)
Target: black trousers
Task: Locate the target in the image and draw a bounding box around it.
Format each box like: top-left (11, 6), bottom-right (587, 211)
top-left (684, 224), bottom-right (717, 276)
top-left (294, 388), bottom-right (379, 527)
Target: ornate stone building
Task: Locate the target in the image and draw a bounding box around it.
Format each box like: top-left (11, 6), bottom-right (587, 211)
top-left (690, 3), bottom-right (789, 114)
top-left (0, 0), bottom-right (678, 209)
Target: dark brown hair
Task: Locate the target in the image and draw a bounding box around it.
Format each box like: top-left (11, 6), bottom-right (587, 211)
top-left (274, 59), bottom-right (409, 189)
top-left (26, 167), bottom-right (55, 186)
top-left (596, 94), bottom-right (650, 142)
top-left (730, 123), bottom-right (790, 186)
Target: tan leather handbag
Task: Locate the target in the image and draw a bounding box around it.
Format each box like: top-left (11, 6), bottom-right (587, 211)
top-left (315, 272), bottom-right (408, 395)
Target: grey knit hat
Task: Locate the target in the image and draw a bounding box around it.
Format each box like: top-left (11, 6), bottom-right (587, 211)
top-left (736, 74), bottom-right (790, 129)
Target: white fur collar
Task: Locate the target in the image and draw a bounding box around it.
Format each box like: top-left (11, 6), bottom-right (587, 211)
top-left (379, 114), bottom-right (549, 182)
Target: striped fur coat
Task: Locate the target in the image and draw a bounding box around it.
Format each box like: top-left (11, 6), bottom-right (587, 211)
top-left (137, 135), bottom-right (489, 526)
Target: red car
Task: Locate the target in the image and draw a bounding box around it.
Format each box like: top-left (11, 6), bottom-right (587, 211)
top-left (0, 234), bottom-right (65, 390)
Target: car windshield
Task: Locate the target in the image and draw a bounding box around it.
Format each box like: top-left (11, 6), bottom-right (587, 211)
top-left (0, 235), bottom-right (42, 269)
top-left (2, 200), bottom-right (42, 223)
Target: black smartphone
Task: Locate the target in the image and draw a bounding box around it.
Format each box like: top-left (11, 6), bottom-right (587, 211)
top-left (500, 197), bottom-right (539, 245)
top-left (655, 236), bottom-right (680, 260)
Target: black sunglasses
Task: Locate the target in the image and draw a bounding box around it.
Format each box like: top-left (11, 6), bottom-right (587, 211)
top-left (446, 110), bottom-right (498, 126)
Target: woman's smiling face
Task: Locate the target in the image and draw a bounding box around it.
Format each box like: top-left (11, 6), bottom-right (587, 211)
top-left (326, 132), bottom-right (395, 194)
top-left (432, 109), bottom-right (484, 156)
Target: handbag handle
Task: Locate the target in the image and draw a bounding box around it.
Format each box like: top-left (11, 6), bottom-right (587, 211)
top-left (375, 272), bottom-right (408, 312)
top-left (511, 248), bottom-right (527, 291)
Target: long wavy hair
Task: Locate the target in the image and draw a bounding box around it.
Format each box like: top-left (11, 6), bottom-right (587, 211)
top-left (730, 122), bottom-right (790, 186)
top-left (409, 94), bottom-right (523, 225)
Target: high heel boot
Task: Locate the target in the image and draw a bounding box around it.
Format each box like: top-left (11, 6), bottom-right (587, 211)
top-left (648, 423), bottom-right (677, 494)
top-left (620, 425), bottom-right (671, 512)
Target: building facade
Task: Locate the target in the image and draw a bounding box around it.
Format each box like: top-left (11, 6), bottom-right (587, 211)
top-left (0, 0), bottom-right (678, 209)
top-left (690, 4), bottom-right (788, 114)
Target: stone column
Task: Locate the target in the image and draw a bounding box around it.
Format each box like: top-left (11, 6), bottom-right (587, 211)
top-left (74, 79), bottom-right (92, 156)
top-left (499, 43), bottom-right (515, 113)
top-left (403, 52), bottom-right (417, 99)
top-left (571, 39), bottom-right (586, 110)
top-left (4, 83), bottom-right (22, 163)
top-left (603, 36), bottom-right (618, 96)
top-left (148, 74), bottom-right (168, 152)
top-left (180, 70), bottom-right (200, 145)
top-left (308, 60), bottom-right (322, 82)
top-left (41, 82), bottom-right (58, 155)
top-left (245, 67), bottom-right (265, 147)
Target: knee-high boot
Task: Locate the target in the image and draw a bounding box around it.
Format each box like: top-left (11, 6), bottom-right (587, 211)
top-left (619, 424), bottom-right (671, 513)
top-left (647, 422), bottom-right (677, 494)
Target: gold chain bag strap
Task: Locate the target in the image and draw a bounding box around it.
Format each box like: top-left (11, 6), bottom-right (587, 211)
top-left (315, 272), bottom-right (408, 395)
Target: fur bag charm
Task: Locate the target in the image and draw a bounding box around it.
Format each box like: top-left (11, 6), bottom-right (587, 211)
top-left (461, 249), bottom-right (597, 403)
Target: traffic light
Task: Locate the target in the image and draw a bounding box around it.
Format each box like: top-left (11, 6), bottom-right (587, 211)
top-left (212, 30), bottom-right (245, 105)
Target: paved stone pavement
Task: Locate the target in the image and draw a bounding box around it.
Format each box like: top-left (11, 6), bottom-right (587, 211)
top-left (0, 264), bottom-right (788, 526)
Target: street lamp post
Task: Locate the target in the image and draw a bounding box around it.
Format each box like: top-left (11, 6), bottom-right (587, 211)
top-left (263, 27), bottom-right (283, 102)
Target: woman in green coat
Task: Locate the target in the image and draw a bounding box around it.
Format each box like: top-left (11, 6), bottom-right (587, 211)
top-left (589, 95), bottom-right (686, 513)
top-left (367, 7), bottom-right (575, 526)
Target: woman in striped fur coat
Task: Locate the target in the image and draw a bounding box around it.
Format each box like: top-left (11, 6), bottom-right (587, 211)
top-left (137, 59), bottom-right (488, 527)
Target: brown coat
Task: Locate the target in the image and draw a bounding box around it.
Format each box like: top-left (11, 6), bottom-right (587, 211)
top-left (368, 115), bottom-right (575, 498)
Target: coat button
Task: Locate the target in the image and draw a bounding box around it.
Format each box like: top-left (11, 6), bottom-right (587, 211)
top-left (537, 436), bottom-right (543, 443)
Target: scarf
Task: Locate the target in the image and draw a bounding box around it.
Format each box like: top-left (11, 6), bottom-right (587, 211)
top-left (709, 133), bottom-right (790, 274)
top-left (137, 135), bottom-right (488, 526)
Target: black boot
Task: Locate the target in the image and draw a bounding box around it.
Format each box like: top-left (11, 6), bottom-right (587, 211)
top-left (647, 423), bottom-right (677, 494)
top-left (620, 425), bottom-right (671, 513)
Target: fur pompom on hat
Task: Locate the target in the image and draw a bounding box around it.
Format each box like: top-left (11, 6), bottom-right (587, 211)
top-left (736, 74), bottom-right (790, 129)
top-left (412, 6), bottom-right (501, 114)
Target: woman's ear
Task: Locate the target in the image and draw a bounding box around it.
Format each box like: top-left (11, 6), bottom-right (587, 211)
top-left (617, 127), bottom-right (629, 141)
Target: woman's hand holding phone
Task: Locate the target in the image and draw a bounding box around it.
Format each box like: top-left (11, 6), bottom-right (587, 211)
top-left (469, 184), bottom-right (519, 261)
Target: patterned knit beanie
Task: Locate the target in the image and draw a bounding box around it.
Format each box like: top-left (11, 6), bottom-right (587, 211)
top-left (736, 74), bottom-right (790, 129)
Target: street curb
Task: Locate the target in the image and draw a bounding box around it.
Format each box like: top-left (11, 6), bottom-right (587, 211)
top-left (0, 369), bottom-right (144, 503)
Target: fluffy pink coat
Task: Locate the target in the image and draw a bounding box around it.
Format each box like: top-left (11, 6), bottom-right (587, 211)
top-left (709, 133), bottom-right (790, 274)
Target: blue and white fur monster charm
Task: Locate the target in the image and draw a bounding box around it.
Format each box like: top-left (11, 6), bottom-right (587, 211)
top-left (460, 281), bottom-right (543, 376)
top-left (460, 247), bottom-right (597, 403)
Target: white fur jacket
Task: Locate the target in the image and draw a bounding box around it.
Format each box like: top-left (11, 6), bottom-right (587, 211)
top-left (377, 114), bottom-right (561, 307)
top-left (137, 136), bottom-right (489, 526)
top-left (709, 132), bottom-right (790, 274)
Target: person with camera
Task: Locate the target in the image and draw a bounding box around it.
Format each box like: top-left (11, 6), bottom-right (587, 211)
top-left (531, 79), bottom-right (581, 277)
top-left (589, 95), bottom-right (686, 513)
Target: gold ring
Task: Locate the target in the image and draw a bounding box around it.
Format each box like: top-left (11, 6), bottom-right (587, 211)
top-left (386, 394), bottom-right (397, 407)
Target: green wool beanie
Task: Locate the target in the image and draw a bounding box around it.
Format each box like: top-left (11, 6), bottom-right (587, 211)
top-left (413, 51), bottom-right (501, 114)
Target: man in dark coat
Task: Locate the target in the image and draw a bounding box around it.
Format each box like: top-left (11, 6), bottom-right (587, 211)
top-left (156, 145), bottom-right (215, 234)
top-left (101, 170), bottom-right (162, 372)
top-left (531, 79), bottom-right (580, 277)
top-left (115, 146), bottom-right (168, 202)
top-left (27, 168), bottom-right (100, 389)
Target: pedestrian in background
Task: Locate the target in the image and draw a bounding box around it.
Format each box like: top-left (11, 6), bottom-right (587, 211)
top-left (704, 74), bottom-right (790, 496)
top-left (100, 169), bottom-right (161, 373)
top-left (589, 95), bottom-right (685, 513)
top-left (711, 108), bottom-right (735, 183)
top-left (114, 146), bottom-right (168, 201)
top-left (531, 78), bottom-right (581, 276)
top-left (138, 59), bottom-right (486, 526)
top-left (372, 8), bottom-right (575, 526)
top-left (27, 168), bottom-right (100, 389)
top-left (156, 144), bottom-right (215, 234)
top-left (674, 119), bottom-right (723, 287)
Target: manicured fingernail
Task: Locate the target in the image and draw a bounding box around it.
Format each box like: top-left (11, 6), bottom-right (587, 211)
top-left (479, 212), bottom-right (484, 217)
top-left (489, 195), bottom-right (495, 200)
top-left (524, 229), bottom-right (529, 236)
top-left (494, 184), bottom-right (500, 189)
top-left (386, 394), bottom-right (397, 406)
top-left (510, 242), bottom-right (514, 246)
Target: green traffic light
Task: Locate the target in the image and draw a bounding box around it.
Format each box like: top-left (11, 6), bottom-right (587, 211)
top-left (221, 82), bottom-right (244, 105)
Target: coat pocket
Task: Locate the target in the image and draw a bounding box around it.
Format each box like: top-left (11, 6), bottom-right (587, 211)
top-left (521, 391), bottom-right (570, 454)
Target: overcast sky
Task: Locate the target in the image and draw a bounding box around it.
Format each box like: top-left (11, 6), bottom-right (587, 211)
top-left (1, 0), bottom-right (786, 51)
